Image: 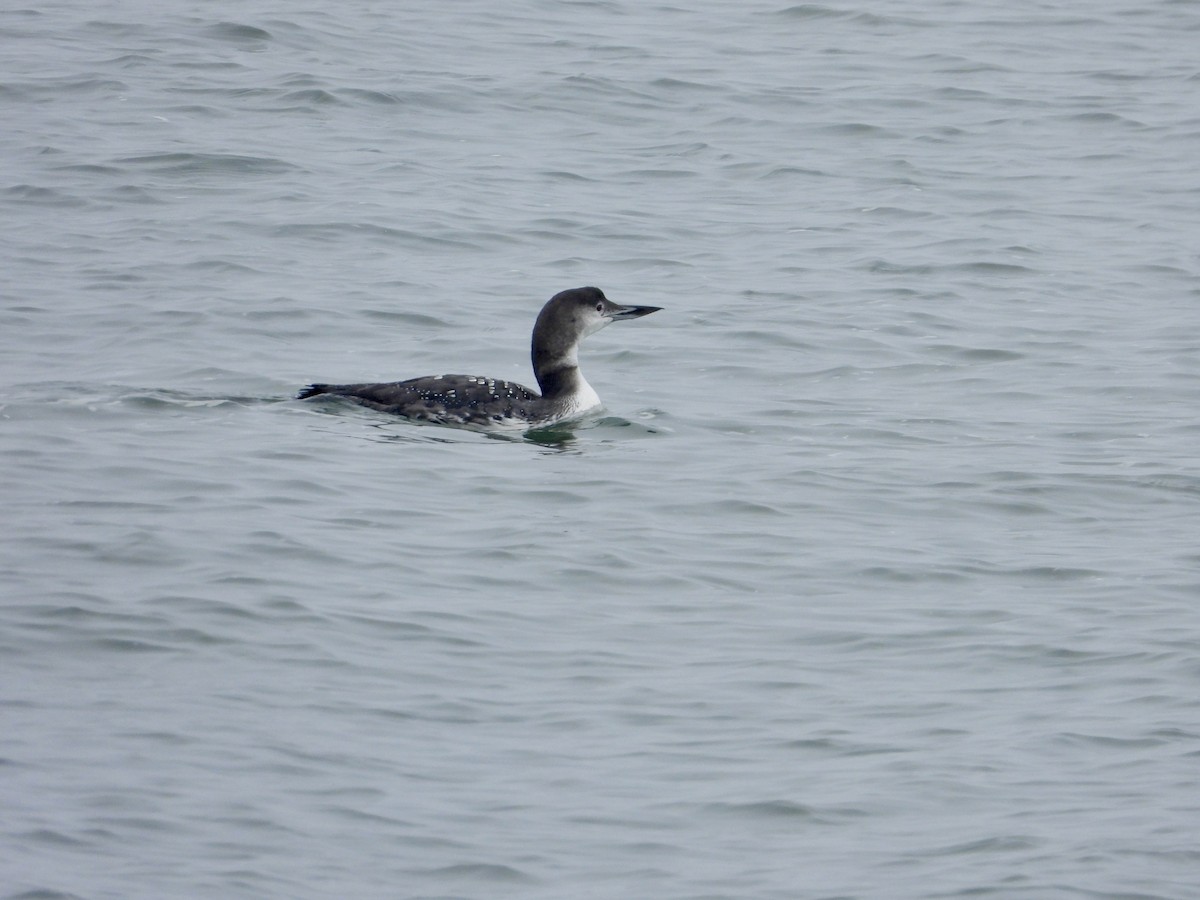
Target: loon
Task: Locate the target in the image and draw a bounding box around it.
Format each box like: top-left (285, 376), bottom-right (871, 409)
top-left (297, 286), bottom-right (661, 430)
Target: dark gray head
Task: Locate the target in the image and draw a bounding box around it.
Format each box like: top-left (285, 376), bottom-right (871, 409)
top-left (530, 286), bottom-right (661, 394)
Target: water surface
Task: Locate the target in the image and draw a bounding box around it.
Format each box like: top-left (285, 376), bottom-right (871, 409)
top-left (2, 1), bottom-right (1199, 898)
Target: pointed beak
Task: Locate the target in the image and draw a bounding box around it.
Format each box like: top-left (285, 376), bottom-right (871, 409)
top-left (608, 304), bottom-right (662, 320)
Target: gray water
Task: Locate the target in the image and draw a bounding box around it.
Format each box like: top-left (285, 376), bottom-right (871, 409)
top-left (2, 1), bottom-right (1199, 898)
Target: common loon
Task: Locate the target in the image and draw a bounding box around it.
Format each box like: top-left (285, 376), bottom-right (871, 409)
top-left (297, 286), bottom-right (661, 430)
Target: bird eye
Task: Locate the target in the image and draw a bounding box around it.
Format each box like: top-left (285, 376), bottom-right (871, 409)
top-left (595, 303), bottom-right (603, 312)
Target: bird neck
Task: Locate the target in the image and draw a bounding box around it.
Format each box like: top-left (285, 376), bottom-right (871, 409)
top-left (535, 357), bottom-right (590, 400)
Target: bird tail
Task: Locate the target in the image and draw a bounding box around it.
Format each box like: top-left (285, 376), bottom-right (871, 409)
top-left (296, 384), bottom-right (331, 400)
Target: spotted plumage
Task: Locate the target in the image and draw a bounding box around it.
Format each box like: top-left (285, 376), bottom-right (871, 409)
top-left (297, 287), bottom-right (660, 430)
